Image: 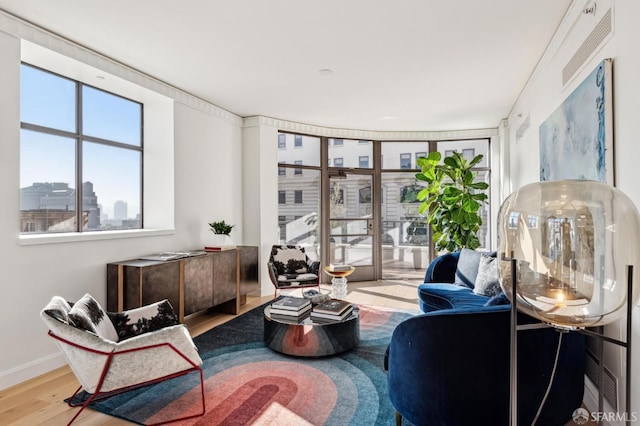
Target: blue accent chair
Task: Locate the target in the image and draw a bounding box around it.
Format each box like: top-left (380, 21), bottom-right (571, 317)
top-left (387, 250), bottom-right (585, 426)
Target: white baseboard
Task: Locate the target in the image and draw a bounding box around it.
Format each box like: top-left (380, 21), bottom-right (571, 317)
top-left (0, 352), bottom-right (66, 391)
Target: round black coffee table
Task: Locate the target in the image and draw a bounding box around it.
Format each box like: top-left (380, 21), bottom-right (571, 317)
top-left (263, 305), bottom-right (360, 357)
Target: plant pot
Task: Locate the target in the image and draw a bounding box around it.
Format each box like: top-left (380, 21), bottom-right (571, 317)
top-left (212, 234), bottom-right (231, 246)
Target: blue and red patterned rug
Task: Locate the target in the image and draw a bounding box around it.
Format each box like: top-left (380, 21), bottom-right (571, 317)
top-left (73, 301), bottom-right (417, 425)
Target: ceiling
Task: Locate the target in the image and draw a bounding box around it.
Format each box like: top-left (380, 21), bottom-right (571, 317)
top-left (0, 0), bottom-right (572, 132)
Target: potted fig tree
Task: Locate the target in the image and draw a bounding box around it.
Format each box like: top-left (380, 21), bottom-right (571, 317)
top-left (415, 151), bottom-right (489, 253)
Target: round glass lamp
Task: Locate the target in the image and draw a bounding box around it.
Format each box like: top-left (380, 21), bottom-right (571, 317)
top-left (498, 180), bottom-right (640, 329)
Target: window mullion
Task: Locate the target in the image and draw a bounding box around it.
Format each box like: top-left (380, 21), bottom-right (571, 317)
top-left (76, 82), bottom-right (83, 232)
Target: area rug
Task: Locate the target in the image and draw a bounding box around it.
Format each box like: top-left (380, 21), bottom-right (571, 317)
top-left (70, 301), bottom-right (417, 425)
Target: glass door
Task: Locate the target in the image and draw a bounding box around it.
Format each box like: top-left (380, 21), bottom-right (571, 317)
top-left (326, 171), bottom-right (376, 281)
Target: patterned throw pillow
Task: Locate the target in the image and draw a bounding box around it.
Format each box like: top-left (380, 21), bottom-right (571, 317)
top-left (43, 296), bottom-right (72, 324)
top-left (271, 245), bottom-right (309, 274)
top-left (108, 299), bottom-right (179, 341)
top-left (473, 254), bottom-right (502, 297)
top-left (67, 293), bottom-right (119, 342)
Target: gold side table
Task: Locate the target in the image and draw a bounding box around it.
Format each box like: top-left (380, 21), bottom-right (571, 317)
top-left (323, 266), bottom-right (355, 299)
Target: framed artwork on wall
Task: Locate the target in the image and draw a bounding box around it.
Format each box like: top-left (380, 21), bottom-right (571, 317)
top-left (539, 58), bottom-right (614, 184)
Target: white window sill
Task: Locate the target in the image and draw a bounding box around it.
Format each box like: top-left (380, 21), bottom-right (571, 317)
top-left (18, 229), bottom-right (175, 245)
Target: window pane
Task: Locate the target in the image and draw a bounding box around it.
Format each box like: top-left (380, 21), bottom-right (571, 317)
top-left (437, 139), bottom-right (489, 167)
top-left (381, 172), bottom-right (431, 279)
top-left (277, 133), bottom-right (320, 166)
top-left (20, 130), bottom-right (76, 233)
top-left (328, 138), bottom-right (373, 169)
top-left (20, 64), bottom-right (76, 132)
top-left (83, 141), bottom-right (141, 230)
top-left (277, 169), bottom-right (320, 258)
top-left (400, 153), bottom-right (411, 169)
top-left (474, 170), bottom-right (491, 250)
top-left (83, 86), bottom-right (142, 146)
top-left (381, 141), bottom-right (429, 169)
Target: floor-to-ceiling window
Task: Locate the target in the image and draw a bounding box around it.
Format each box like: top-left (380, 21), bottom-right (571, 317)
top-left (380, 141), bottom-right (432, 279)
top-left (327, 138), bottom-right (375, 281)
top-left (277, 132), bottom-right (492, 281)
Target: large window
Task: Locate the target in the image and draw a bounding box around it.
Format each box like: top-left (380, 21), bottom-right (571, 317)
top-left (276, 133), bottom-right (492, 279)
top-left (20, 64), bottom-right (143, 234)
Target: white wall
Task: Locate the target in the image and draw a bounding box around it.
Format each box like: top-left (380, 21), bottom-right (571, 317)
top-left (507, 0), bottom-right (640, 421)
top-left (0, 27), bottom-right (245, 390)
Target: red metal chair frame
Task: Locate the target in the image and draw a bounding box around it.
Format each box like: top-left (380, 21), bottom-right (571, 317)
top-left (48, 330), bottom-right (206, 426)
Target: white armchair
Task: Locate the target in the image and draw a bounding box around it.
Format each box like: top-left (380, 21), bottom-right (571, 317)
top-left (41, 294), bottom-right (205, 425)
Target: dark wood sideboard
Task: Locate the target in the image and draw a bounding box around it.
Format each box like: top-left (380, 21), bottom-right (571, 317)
top-left (107, 246), bottom-right (259, 322)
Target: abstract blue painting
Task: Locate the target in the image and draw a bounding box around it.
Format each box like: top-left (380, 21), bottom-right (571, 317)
top-left (539, 59), bottom-right (613, 184)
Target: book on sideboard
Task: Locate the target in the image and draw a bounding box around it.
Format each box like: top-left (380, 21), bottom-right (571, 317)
top-left (204, 245), bottom-right (237, 251)
top-left (139, 250), bottom-right (206, 261)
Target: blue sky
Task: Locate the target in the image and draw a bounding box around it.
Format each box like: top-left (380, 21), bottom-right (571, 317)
top-left (20, 64), bottom-right (142, 219)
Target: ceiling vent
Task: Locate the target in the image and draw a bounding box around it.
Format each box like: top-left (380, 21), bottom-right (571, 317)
top-left (562, 8), bottom-right (612, 86)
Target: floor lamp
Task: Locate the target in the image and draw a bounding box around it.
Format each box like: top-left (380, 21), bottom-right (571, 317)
top-left (497, 180), bottom-right (640, 426)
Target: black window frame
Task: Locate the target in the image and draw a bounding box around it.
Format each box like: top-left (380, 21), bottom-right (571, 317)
top-left (19, 63), bottom-right (143, 234)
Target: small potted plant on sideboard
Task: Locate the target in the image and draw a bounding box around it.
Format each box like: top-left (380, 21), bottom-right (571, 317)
top-left (208, 220), bottom-right (235, 247)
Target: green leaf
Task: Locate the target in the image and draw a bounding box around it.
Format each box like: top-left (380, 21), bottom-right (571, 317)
top-left (469, 182), bottom-right (489, 190)
top-left (469, 154), bottom-right (484, 167)
top-left (462, 197), bottom-right (480, 213)
top-left (415, 173), bottom-right (430, 182)
top-left (417, 187), bottom-right (431, 200)
top-left (443, 156), bottom-right (457, 168)
top-left (428, 151), bottom-right (442, 162)
top-left (463, 170), bottom-right (474, 185)
top-left (471, 193), bottom-right (488, 201)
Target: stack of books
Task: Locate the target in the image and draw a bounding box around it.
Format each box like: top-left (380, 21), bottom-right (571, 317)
top-left (328, 263), bottom-right (351, 272)
top-left (269, 296), bottom-right (312, 320)
top-left (310, 299), bottom-right (354, 322)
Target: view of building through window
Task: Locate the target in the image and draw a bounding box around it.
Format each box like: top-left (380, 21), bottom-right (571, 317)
top-left (277, 133), bottom-right (491, 280)
top-left (19, 64), bottom-right (143, 234)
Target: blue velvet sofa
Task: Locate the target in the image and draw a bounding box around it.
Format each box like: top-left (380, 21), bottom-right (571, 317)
top-left (387, 249), bottom-right (585, 426)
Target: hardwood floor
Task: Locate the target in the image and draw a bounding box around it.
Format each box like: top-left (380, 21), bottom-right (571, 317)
top-left (0, 280), bottom-right (591, 425)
